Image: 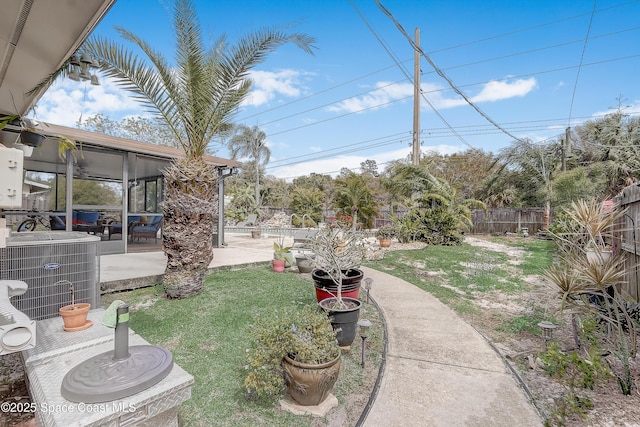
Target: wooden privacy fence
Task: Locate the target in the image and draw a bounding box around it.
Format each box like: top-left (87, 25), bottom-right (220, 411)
top-left (470, 208), bottom-right (550, 235)
top-left (613, 184), bottom-right (640, 302)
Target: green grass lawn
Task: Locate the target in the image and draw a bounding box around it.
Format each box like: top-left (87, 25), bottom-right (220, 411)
top-left (365, 236), bottom-right (556, 316)
top-left (100, 236), bottom-right (554, 425)
top-left (102, 265), bottom-right (383, 427)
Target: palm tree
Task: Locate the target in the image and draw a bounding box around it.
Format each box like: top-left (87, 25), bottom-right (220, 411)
top-left (333, 172), bottom-right (378, 229)
top-left (72, 0), bottom-right (315, 298)
top-left (228, 125), bottom-right (269, 207)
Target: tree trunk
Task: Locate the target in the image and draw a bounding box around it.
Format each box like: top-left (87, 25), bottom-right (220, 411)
top-left (161, 158), bottom-right (218, 299)
top-left (544, 200), bottom-right (551, 231)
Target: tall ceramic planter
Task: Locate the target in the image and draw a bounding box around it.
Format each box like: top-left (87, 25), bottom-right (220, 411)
top-left (283, 251), bottom-right (295, 268)
top-left (318, 297), bottom-right (362, 347)
top-left (312, 268), bottom-right (363, 302)
top-left (282, 353), bottom-right (341, 406)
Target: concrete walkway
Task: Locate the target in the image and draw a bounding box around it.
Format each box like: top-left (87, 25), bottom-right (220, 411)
top-left (100, 233), bottom-right (543, 426)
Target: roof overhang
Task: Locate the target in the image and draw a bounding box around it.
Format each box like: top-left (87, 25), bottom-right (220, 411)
top-left (0, 0), bottom-right (116, 116)
top-left (0, 122), bottom-right (241, 181)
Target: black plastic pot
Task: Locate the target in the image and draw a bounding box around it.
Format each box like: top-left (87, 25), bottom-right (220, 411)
top-left (20, 130), bottom-right (45, 147)
top-left (318, 297), bottom-right (362, 347)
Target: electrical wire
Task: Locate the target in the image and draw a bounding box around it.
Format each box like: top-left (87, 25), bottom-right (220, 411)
top-left (568, 0), bottom-right (598, 127)
top-left (350, 0), bottom-right (475, 150)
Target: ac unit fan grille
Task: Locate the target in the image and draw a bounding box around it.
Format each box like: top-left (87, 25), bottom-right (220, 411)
top-left (0, 233), bottom-right (100, 321)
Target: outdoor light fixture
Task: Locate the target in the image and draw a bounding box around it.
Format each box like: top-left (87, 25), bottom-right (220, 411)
top-left (364, 278), bottom-right (373, 303)
top-left (68, 68), bottom-right (80, 81)
top-left (357, 319), bottom-right (372, 367)
top-left (79, 64), bottom-right (92, 81)
top-left (68, 53), bottom-right (100, 86)
top-left (79, 52), bottom-right (93, 64)
top-left (537, 321), bottom-right (557, 349)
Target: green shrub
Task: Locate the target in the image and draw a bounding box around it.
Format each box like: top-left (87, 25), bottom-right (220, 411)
top-left (394, 208), bottom-right (463, 245)
top-left (244, 305), bottom-right (339, 401)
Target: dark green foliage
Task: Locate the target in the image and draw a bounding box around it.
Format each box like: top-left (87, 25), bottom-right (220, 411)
top-left (395, 207), bottom-right (463, 245)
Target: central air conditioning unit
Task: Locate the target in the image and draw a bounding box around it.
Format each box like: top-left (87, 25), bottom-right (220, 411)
top-left (0, 231), bottom-right (100, 321)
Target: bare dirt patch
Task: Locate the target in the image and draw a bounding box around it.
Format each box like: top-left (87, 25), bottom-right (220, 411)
top-left (461, 235), bottom-right (640, 427)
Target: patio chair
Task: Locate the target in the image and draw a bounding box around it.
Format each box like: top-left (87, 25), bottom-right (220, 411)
top-left (108, 215), bottom-right (140, 240)
top-left (73, 211), bottom-right (103, 234)
top-left (130, 216), bottom-right (163, 243)
top-left (237, 213), bottom-right (258, 227)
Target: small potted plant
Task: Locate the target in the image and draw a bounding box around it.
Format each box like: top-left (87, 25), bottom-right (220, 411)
top-left (272, 236), bottom-right (293, 272)
top-left (309, 225), bottom-right (367, 347)
top-left (0, 115), bottom-right (46, 147)
top-left (244, 305), bottom-right (341, 406)
top-left (375, 225), bottom-right (396, 248)
top-left (57, 280), bottom-right (92, 331)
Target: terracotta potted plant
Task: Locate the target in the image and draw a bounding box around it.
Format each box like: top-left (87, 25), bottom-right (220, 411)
top-left (375, 225), bottom-right (396, 248)
top-left (244, 305), bottom-right (341, 406)
top-left (272, 237), bottom-right (292, 272)
top-left (57, 280), bottom-right (92, 332)
top-left (309, 225), bottom-right (367, 347)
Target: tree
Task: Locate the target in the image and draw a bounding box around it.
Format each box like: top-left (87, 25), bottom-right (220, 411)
top-left (487, 138), bottom-right (562, 230)
top-left (333, 172), bottom-right (378, 229)
top-left (260, 175), bottom-right (290, 208)
top-left (78, 113), bottom-right (178, 148)
top-left (228, 125), bottom-right (270, 207)
top-left (426, 149), bottom-right (495, 201)
top-left (49, 177), bottom-right (120, 208)
top-left (77, 0), bottom-right (315, 298)
top-left (290, 187), bottom-right (324, 226)
top-left (360, 159), bottom-right (378, 176)
top-left (571, 111), bottom-right (640, 197)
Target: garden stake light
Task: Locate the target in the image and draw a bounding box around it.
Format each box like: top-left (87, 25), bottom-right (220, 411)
top-left (537, 321), bottom-right (557, 349)
top-left (357, 319), bottom-right (371, 367)
top-left (365, 278), bottom-right (373, 303)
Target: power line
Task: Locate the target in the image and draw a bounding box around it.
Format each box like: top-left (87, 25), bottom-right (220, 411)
top-left (568, 0), bottom-right (598, 127)
top-left (376, 0), bottom-right (533, 143)
top-left (265, 113), bottom-right (614, 171)
top-left (268, 131), bottom-right (408, 166)
top-left (426, 0), bottom-right (639, 55)
top-left (350, 0), bottom-right (475, 150)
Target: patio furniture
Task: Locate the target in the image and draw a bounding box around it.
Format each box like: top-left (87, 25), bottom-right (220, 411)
top-left (73, 211), bottom-right (103, 234)
top-left (108, 215), bottom-right (141, 240)
top-left (130, 216), bottom-right (163, 243)
top-left (237, 213), bottom-right (258, 227)
top-left (49, 211), bottom-right (103, 234)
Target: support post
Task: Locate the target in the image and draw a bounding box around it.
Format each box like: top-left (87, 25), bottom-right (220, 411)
top-left (412, 27), bottom-right (421, 165)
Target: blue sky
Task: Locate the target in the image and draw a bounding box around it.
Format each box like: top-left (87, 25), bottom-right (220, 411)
top-left (37, 0), bottom-right (640, 179)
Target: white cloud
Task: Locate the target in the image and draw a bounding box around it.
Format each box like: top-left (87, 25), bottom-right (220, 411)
top-left (243, 69), bottom-right (313, 107)
top-left (326, 81), bottom-right (412, 114)
top-left (327, 78), bottom-right (538, 114)
top-left (472, 78), bottom-right (537, 102)
top-left (34, 78), bottom-right (143, 126)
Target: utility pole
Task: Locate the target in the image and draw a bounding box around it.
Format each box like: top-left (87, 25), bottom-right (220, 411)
top-left (562, 127), bottom-right (571, 171)
top-left (412, 27), bottom-right (420, 165)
